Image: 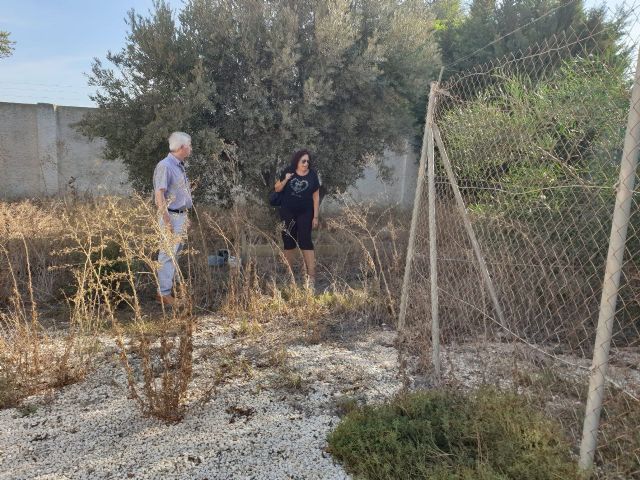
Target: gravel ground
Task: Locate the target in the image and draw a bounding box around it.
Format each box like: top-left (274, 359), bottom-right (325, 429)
top-left (0, 316), bottom-right (402, 480)
top-left (3, 314), bottom-right (637, 480)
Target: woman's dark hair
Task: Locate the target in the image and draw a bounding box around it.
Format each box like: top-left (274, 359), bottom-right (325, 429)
top-left (289, 149), bottom-right (312, 171)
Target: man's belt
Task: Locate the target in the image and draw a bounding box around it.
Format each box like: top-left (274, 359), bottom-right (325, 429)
top-left (168, 208), bottom-right (188, 214)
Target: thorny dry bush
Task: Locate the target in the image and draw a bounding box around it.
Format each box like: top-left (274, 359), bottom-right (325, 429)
top-left (60, 197), bottom-right (195, 422)
top-left (0, 195), bottom-right (408, 420)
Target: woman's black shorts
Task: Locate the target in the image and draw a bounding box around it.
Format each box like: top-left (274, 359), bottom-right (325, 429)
top-left (279, 206), bottom-right (314, 250)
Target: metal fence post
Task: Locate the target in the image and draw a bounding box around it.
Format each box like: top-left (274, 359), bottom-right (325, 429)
top-left (398, 81), bottom-right (439, 330)
top-left (426, 87), bottom-right (440, 378)
top-left (578, 49), bottom-right (640, 473)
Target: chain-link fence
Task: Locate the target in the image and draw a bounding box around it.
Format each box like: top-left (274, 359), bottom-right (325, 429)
top-left (399, 2), bottom-right (640, 477)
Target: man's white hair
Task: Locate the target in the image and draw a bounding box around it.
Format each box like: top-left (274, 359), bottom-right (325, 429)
top-left (168, 132), bottom-right (191, 152)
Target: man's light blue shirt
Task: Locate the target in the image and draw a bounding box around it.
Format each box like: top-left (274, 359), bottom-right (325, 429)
top-left (153, 153), bottom-right (193, 210)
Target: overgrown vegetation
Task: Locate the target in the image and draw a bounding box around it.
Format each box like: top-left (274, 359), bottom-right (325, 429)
top-left (432, 55), bottom-right (638, 351)
top-left (433, 0), bottom-right (628, 80)
top-left (62, 198), bottom-right (197, 421)
top-left (78, 0), bottom-right (629, 203)
top-left (0, 195), bottom-right (637, 476)
top-left (327, 388), bottom-right (579, 480)
top-left (441, 58), bottom-right (629, 216)
top-left (0, 195), bottom-right (404, 420)
top-left (0, 202), bottom-right (97, 409)
top-left (1, 0), bottom-right (638, 474)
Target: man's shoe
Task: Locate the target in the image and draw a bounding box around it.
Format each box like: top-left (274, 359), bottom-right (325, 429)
top-left (156, 294), bottom-right (176, 306)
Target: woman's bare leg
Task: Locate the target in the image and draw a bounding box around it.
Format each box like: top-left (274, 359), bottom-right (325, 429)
top-left (301, 249), bottom-right (316, 287)
top-left (283, 248), bottom-right (297, 282)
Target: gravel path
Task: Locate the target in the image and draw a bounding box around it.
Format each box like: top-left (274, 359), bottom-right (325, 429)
top-left (0, 317), bottom-right (402, 480)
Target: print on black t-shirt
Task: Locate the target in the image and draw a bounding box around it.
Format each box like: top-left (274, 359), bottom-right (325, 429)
top-left (289, 177), bottom-right (310, 196)
top-left (279, 168), bottom-right (320, 210)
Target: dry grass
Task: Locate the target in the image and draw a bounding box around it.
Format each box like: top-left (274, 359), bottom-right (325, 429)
top-left (0, 233), bottom-right (96, 408)
top-left (60, 196), bottom-right (195, 422)
top-left (0, 199), bottom-right (72, 305)
top-left (0, 194), bottom-right (406, 421)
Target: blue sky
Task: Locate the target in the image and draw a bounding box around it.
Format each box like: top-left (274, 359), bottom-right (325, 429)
top-left (0, 0), bottom-right (635, 107)
top-left (0, 0), bottom-right (176, 106)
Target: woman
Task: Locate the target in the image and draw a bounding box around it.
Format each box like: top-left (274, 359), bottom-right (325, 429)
top-left (274, 149), bottom-right (320, 288)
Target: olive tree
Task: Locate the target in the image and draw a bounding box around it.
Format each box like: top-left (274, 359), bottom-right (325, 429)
top-left (79, 0), bottom-right (440, 203)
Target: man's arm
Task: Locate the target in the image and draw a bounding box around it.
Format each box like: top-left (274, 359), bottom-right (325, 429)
top-left (155, 188), bottom-right (172, 232)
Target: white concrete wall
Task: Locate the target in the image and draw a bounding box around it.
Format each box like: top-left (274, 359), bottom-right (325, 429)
top-left (0, 102), bottom-right (43, 198)
top-left (0, 101), bottom-right (417, 208)
top-left (0, 102), bottom-right (130, 199)
top-left (349, 147), bottom-right (418, 207)
top-left (55, 106), bottom-right (130, 196)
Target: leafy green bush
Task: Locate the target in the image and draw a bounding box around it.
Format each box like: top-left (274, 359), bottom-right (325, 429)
top-left (441, 58), bottom-right (629, 217)
top-left (0, 374), bottom-right (20, 409)
top-left (327, 388), bottom-right (578, 480)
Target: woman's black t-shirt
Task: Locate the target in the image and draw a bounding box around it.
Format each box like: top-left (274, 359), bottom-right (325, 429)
top-left (279, 168), bottom-right (320, 211)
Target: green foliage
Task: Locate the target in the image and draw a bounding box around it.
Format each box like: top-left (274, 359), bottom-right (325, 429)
top-left (449, 61), bottom-right (618, 184)
top-left (440, 57), bottom-right (629, 251)
top-left (433, 0), bottom-right (628, 78)
top-left (438, 56), bottom-right (640, 347)
top-left (78, 0), bottom-right (440, 204)
top-left (0, 374), bottom-right (20, 409)
top-left (327, 388), bottom-right (578, 480)
top-left (0, 31), bottom-right (14, 58)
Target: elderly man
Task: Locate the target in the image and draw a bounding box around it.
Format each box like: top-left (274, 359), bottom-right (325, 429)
top-left (153, 131), bottom-right (193, 305)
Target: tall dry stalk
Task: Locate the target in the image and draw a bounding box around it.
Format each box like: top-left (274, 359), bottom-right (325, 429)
top-left (0, 236), bottom-right (93, 407)
top-left (63, 195), bottom-right (194, 421)
top-left (326, 195), bottom-right (407, 322)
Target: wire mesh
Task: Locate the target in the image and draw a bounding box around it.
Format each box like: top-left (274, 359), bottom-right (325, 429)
top-left (401, 2), bottom-right (640, 477)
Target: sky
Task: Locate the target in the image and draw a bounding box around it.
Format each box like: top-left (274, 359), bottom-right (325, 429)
top-left (0, 0), bottom-right (636, 107)
top-left (0, 0), bottom-right (177, 106)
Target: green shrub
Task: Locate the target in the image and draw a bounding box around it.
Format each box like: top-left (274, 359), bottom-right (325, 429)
top-left (0, 374), bottom-right (20, 409)
top-left (65, 239), bottom-right (144, 308)
top-left (327, 388), bottom-right (578, 480)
